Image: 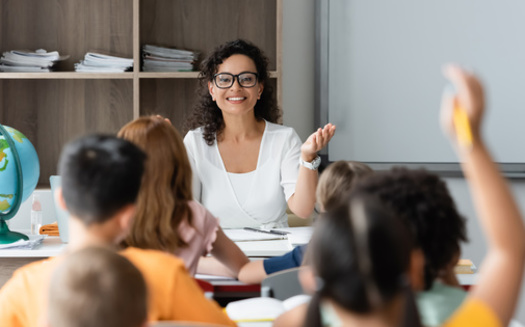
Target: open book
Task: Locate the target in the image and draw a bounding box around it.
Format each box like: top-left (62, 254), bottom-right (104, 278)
top-left (225, 295), bottom-right (311, 323)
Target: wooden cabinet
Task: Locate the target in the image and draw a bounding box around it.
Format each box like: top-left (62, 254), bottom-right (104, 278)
top-left (0, 0), bottom-right (282, 186)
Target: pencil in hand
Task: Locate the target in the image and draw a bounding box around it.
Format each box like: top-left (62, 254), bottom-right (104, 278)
top-left (453, 104), bottom-right (473, 149)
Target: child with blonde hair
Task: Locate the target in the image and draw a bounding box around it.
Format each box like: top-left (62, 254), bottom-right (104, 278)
top-left (237, 160), bottom-right (372, 284)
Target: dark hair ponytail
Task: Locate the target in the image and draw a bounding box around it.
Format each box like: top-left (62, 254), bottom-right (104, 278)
top-left (303, 195), bottom-right (422, 327)
top-left (303, 291), bottom-right (323, 327)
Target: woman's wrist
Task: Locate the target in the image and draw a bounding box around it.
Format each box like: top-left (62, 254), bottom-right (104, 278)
top-left (301, 152), bottom-right (318, 163)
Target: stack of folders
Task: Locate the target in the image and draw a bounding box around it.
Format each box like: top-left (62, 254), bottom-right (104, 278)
top-left (75, 52), bottom-right (133, 73)
top-left (0, 49), bottom-right (69, 72)
top-left (142, 44), bottom-right (198, 72)
top-left (0, 235), bottom-right (45, 250)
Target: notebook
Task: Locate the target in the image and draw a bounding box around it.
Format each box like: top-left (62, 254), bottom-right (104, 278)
top-left (49, 175), bottom-right (69, 243)
top-left (223, 228), bottom-right (287, 242)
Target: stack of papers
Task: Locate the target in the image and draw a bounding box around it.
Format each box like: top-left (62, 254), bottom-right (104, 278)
top-left (0, 235), bottom-right (45, 250)
top-left (142, 44), bottom-right (198, 72)
top-left (0, 49), bottom-right (69, 72)
top-left (75, 52), bottom-right (133, 72)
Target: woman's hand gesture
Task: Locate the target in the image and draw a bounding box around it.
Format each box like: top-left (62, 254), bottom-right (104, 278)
top-left (300, 123), bottom-right (336, 161)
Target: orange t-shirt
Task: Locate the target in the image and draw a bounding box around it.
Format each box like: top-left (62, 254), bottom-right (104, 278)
top-left (0, 247), bottom-right (235, 327)
top-left (443, 298), bottom-right (502, 327)
top-left (0, 256), bottom-right (59, 327)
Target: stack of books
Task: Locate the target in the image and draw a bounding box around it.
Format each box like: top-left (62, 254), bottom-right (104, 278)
top-left (74, 52), bottom-right (133, 73)
top-left (454, 259), bottom-right (476, 274)
top-left (142, 44), bottom-right (198, 72)
top-left (0, 49), bottom-right (69, 72)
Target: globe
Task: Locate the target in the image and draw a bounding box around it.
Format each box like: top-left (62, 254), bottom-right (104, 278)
top-left (0, 124), bottom-right (40, 244)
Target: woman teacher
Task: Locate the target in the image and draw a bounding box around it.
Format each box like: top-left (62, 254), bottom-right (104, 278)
top-left (184, 39), bottom-right (335, 229)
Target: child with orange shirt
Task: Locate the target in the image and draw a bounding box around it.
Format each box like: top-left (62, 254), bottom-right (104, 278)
top-left (0, 135), bottom-right (235, 327)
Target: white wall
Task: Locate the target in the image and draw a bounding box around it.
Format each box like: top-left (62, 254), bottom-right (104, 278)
top-left (282, 0), bottom-right (525, 322)
top-left (282, 0), bottom-right (316, 140)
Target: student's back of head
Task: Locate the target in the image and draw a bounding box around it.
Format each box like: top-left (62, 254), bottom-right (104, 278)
top-left (304, 195), bottom-right (417, 327)
top-left (351, 168), bottom-right (468, 289)
top-left (237, 161), bottom-right (373, 285)
top-left (316, 161), bottom-right (373, 211)
top-left (117, 115), bottom-right (194, 252)
top-left (58, 134), bottom-right (146, 225)
top-left (48, 246), bottom-right (148, 327)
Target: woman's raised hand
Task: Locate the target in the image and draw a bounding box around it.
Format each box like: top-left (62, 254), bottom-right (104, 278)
top-left (300, 123), bottom-right (336, 161)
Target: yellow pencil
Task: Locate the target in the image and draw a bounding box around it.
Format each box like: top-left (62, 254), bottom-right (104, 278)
top-left (453, 105), bottom-right (473, 149)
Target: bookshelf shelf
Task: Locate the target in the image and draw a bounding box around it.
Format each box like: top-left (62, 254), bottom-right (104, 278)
top-left (0, 72), bottom-right (135, 80)
top-left (0, 0), bottom-right (282, 186)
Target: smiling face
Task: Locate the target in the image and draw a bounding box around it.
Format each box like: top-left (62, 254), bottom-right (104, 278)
top-left (208, 54), bottom-right (264, 119)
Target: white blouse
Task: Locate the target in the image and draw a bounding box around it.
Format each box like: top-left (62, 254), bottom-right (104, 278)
top-left (183, 121), bottom-right (302, 228)
top-left (227, 171), bottom-right (255, 207)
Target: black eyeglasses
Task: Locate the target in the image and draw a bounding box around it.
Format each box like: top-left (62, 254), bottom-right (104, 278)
top-left (213, 72), bottom-right (259, 89)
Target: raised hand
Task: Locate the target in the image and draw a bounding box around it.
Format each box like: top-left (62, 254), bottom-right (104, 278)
top-left (300, 123), bottom-right (336, 161)
top-left (440, 64), bottom-right (485, 150)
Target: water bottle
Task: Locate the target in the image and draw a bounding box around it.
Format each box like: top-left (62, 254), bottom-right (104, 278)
top-left (30, 194), bottom-right (42, 235)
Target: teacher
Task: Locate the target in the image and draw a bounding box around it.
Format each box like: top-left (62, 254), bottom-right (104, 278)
top-left (184, 39), bottom-right (335, 229)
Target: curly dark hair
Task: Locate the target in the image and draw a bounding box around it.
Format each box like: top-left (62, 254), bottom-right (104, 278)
top-left (351, 168), bottom-right (468, 290)
top-left (184, 39), bottom-right (281, 145)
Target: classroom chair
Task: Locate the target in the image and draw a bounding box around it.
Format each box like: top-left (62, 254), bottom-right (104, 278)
top-left (194, 278), bottom-right (214, 299)
top-left (260, 267), bottom-right (304, 301)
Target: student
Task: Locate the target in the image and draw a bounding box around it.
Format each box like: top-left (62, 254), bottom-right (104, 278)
top-left (0, 135), bottom-right (235, 327)
top-left (48, 247), bottom-right (148, 327)
top-left (302, 195), bottom-right (420, 327)
top-left (184, 39), bottom-right (336, 228)
top-left (118, 116), bottom-right (249, 276)
top-left (276, 65), bottom-right (525, 327)
top-left (352, 168), bottom-right (469, 326)
top-left (237, 161), bottom-right (373, 284)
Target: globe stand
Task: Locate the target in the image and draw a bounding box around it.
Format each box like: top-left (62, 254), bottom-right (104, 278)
top-left (0, 123), bottom-right (28, 244)
top-left (0, 220), bottom-right (28, 244)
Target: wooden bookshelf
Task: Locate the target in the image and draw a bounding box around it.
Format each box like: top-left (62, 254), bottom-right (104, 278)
top-left (0, 0), bottom-right (282, 186)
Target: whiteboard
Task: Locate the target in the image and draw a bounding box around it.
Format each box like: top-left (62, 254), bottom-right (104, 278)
top-left (318, 0), bottom-right (525, 174)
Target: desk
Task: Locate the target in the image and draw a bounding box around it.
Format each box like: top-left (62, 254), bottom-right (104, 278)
top-left (0, 231), bottom-right (478, 288)
top-left (0, 233), bottom-right (295, 293)
top-left (0, 237), bottom-right (292, 259)
top-left (235, 240), bottom-right (292, 257)
top-left (0, 236), bottom-right (66, 258)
